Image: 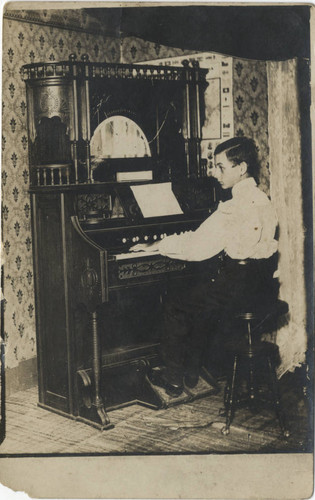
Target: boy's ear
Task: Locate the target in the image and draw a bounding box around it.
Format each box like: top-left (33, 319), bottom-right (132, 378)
top-left (240, 161), bottom-right (248, 176)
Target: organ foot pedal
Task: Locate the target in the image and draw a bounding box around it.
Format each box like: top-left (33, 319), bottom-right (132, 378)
top-left (145, 365), bottom-right (220, 409)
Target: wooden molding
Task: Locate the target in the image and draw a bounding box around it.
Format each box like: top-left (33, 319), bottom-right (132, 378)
top-left (5, 356), bottom-right (38, 397)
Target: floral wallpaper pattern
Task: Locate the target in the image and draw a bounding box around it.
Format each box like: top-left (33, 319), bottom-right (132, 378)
top-left (121, 35), bottom-right (196, 64)
top-left (4, 8), bottom-right (110, 34)
top-left (233, 59), bottom-right (270, 193)
top-left (2, 12), bottom-right (120, 369)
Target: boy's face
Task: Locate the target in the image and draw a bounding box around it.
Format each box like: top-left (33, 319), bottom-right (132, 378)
top-left (213, 151), bottom-right (245, 190)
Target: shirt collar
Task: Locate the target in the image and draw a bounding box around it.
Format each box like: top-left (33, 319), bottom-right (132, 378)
top-left (231, 177), bottom-right (257, 199)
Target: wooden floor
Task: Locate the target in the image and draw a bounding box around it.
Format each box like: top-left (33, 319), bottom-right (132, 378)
top-left (0, 375), bottom-right (312, 455)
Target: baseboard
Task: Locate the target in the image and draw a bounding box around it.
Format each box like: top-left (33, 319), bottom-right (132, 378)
top-left (5, 356), bottom-right (38, 397)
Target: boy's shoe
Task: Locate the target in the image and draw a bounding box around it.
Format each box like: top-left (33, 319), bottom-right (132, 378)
top-left (148, 367), bottom-right (184, 398)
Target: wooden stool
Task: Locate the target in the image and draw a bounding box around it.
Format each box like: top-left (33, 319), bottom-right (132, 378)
top-left (221, 299), bottom-right (290, 437)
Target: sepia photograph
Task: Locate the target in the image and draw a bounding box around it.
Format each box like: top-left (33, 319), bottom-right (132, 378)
top-left (0, 2), bottom-right (313, 498)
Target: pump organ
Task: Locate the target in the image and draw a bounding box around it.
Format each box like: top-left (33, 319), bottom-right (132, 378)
top-left (23, 55), bottom-right (218, 429)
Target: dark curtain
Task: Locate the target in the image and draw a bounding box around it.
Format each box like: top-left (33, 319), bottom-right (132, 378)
top-left (86, 6), bottom-right (310, 61)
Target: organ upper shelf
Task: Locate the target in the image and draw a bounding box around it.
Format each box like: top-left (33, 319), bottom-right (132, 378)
top-left (22, 54), bottom-right (208, 84)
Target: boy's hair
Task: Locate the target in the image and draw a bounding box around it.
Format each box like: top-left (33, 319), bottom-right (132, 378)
top-left (214, 137), bottom-right (260, 181)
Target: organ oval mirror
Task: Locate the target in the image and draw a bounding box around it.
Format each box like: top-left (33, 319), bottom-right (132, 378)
top-left (90, 115), bottom-right (152, 160)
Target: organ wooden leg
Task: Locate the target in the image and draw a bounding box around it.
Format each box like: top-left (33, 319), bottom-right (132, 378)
top-left (90, 310), bottom-right (112, 429)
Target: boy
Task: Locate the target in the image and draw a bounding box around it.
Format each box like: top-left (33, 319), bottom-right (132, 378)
top-left (131, 137), bottom-right (279, 396)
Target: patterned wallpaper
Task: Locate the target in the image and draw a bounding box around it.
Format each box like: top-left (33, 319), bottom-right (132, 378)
top-left (3, 8), bottom-right (110, 34)
top-left (233, 58), bottom-right (270, 193)
top-left (121, 35), bottom-right (196, 64)
top-left (2, 19), bottom-right (270, 371)
top-left (2, 12), bottom-right (120, 369)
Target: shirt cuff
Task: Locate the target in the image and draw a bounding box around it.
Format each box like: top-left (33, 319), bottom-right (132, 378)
top-left (159, 233), bottom-right (189, 256)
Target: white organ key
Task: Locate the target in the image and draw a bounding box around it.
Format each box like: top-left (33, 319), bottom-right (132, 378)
top-left (115, 250), bottom-right (160, 260)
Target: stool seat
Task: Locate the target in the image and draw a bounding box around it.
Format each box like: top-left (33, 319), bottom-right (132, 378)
top-left (234, 299), bottom-right (289, 322)
top-left (225, 339), bottom-right (279, 358)
top-left (220, 299), bottom-right (290, 438)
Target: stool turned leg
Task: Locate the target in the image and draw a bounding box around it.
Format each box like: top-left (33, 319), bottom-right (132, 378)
top-left (267, 356), bottom-right (290, 438)
top-left (247, 320), bottom-right (256, 402)
top-left (222, 354), bottom-right (238, 436)
top-left (248, 356), bottom-right (255, 400)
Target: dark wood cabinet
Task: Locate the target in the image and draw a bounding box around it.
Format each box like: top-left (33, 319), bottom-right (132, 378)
top-left (24, 56), bottom-right (216, 429)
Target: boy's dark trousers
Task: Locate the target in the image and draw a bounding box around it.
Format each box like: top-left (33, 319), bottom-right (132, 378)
top-left (159, 255), bottom-right (279, 385)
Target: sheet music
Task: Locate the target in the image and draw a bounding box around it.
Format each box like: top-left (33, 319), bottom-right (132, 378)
top-left (130, 183), bottom-right (183, 218)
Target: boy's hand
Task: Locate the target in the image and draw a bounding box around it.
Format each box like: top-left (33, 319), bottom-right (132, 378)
top-left (130, 243), bottom-right (155, 252)
top-left (129, 242), bottom-right (159, 252)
